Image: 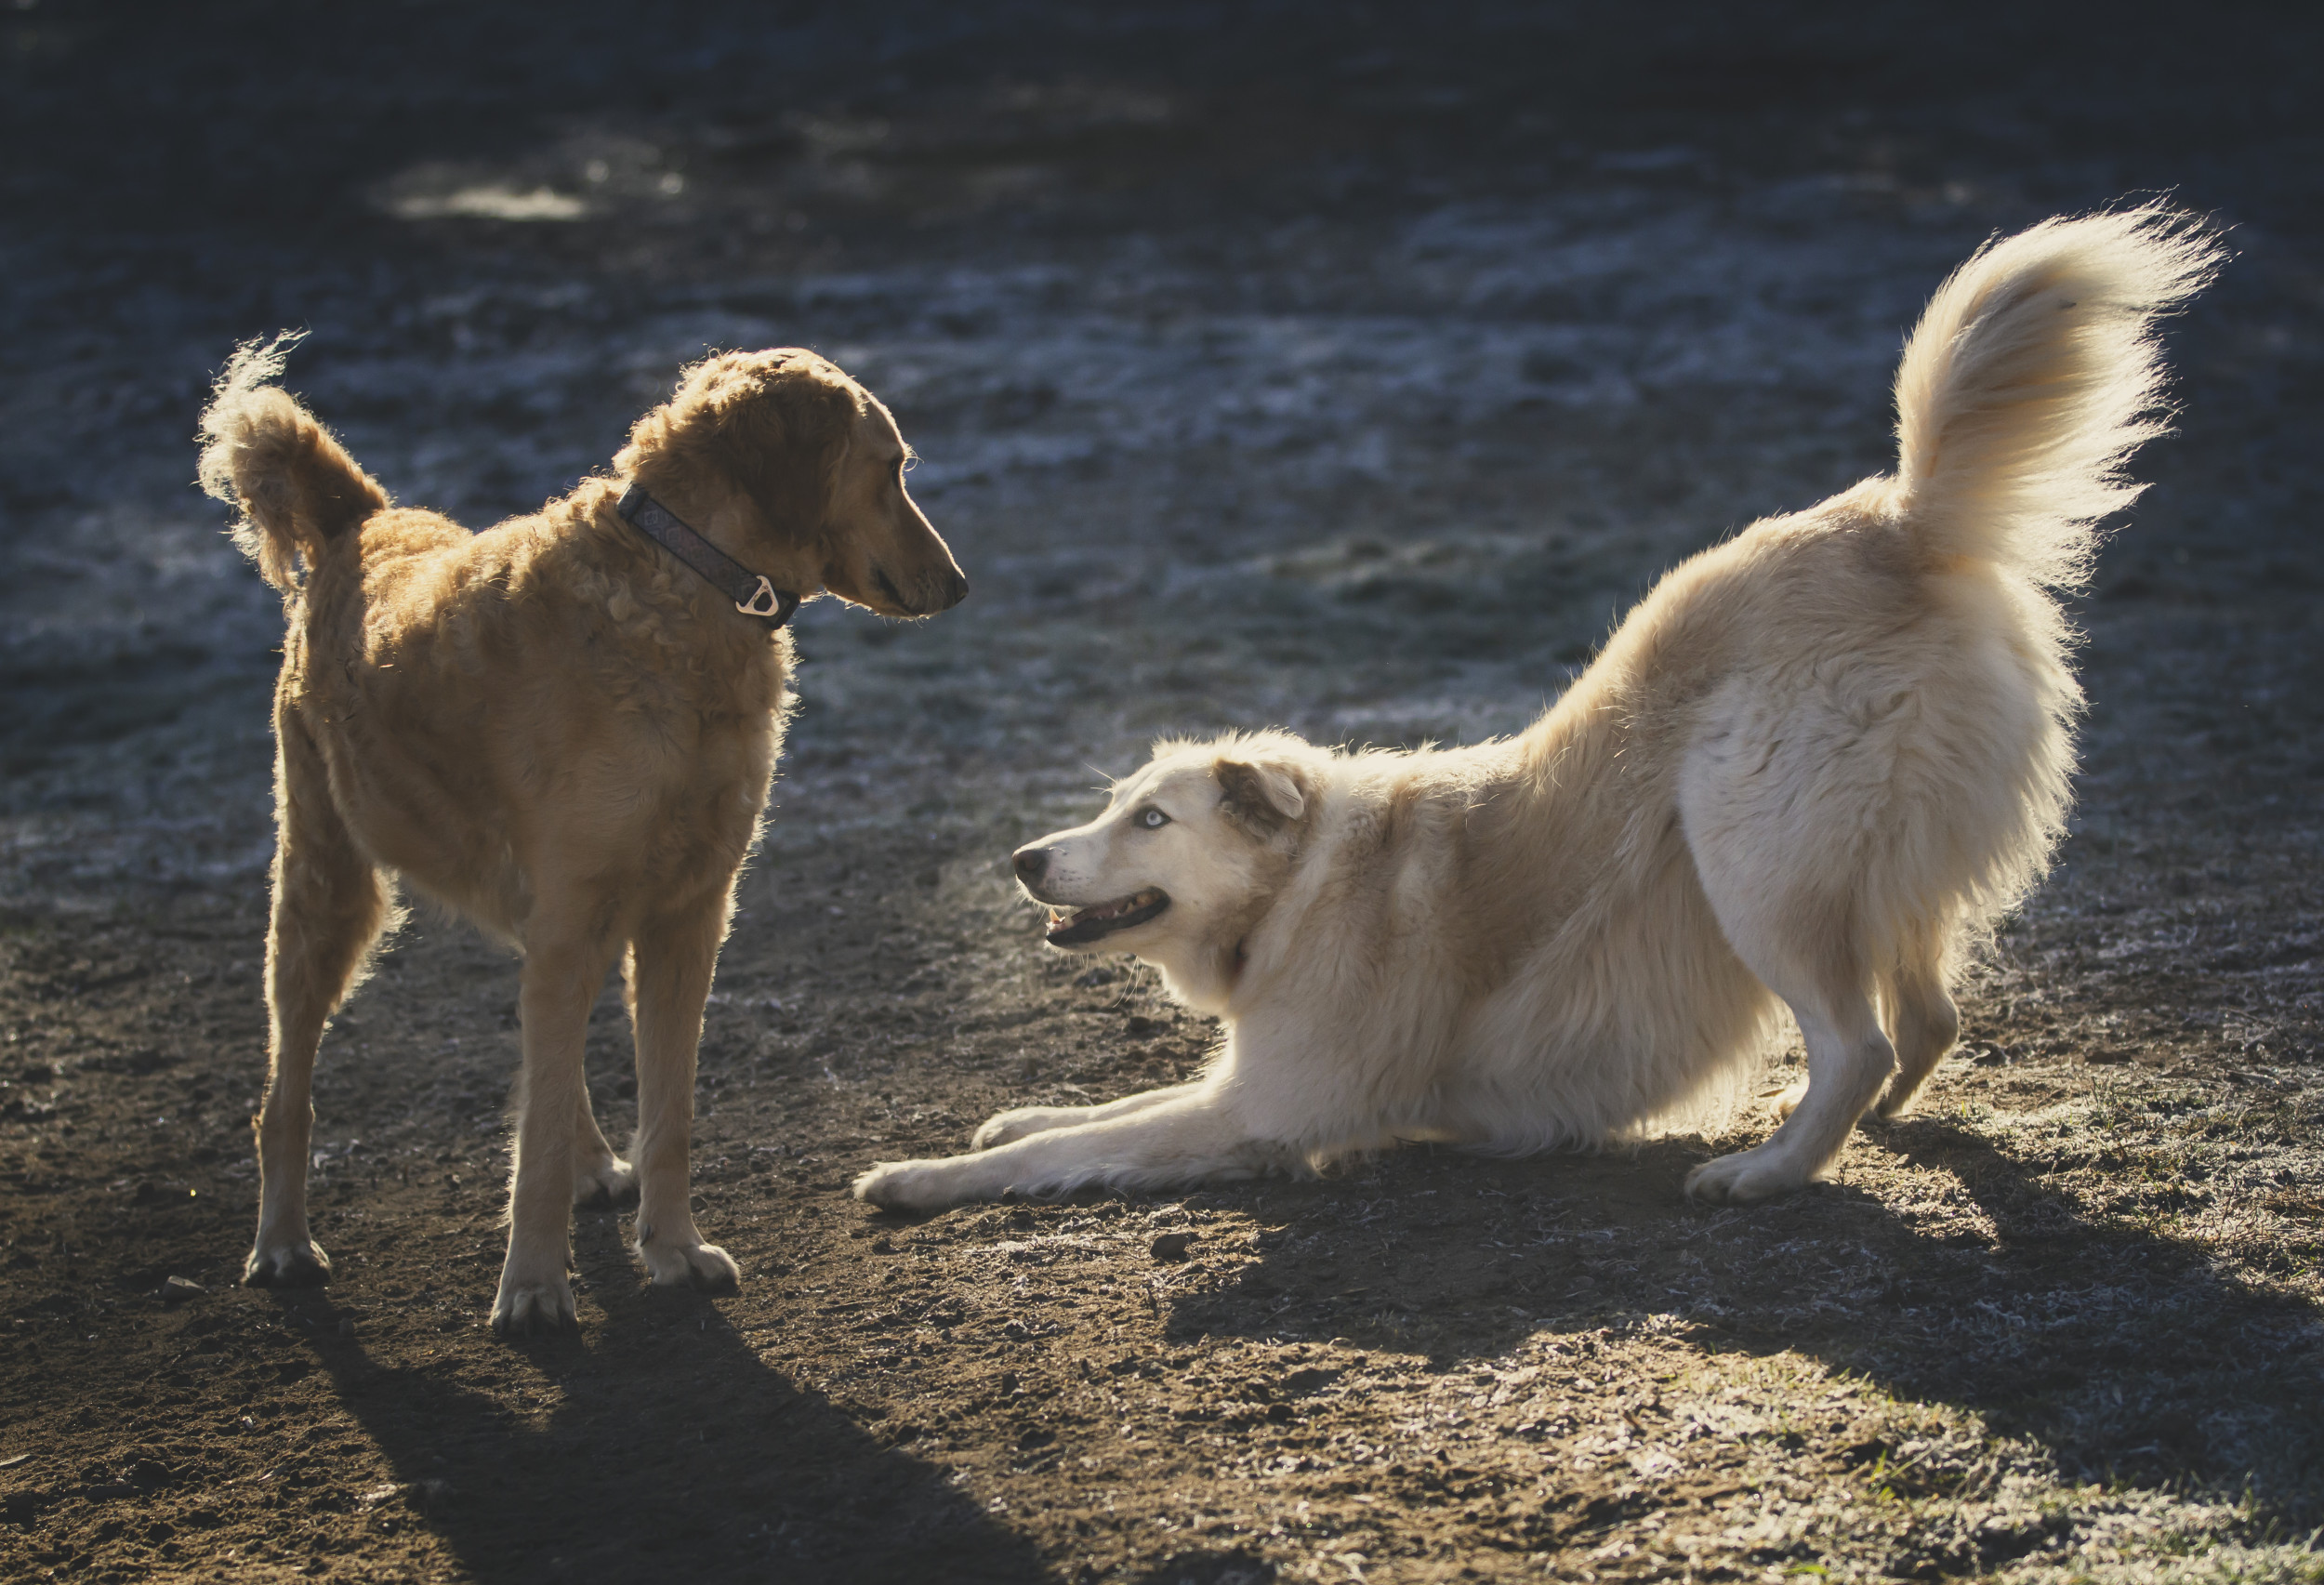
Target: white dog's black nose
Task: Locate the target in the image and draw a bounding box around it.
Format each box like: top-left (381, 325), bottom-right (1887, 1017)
top-left (1011, 846), bottom-right (1049, 886)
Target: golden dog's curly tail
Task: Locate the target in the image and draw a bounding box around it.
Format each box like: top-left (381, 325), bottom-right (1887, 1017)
top-left (1891, 203), bottom-right (2225, 590)
top-left (197, 332), bottom-right (390, 590)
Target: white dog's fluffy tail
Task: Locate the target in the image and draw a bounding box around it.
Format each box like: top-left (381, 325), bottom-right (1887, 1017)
top-left (1891, 204), bottom-right (2225, 588)
top-left (198, 331), bottom-right (391, 591)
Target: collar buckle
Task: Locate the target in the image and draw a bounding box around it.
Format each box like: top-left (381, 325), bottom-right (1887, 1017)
top-left (736, 575), bottom-right (784, 618)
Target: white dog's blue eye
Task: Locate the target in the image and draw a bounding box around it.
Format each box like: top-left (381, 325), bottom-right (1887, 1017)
top-left (1140, 808), bottom-right (1169, 829)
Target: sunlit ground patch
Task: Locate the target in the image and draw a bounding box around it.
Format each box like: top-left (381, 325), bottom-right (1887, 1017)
top-left (388, 185), bottom-right (587, 221)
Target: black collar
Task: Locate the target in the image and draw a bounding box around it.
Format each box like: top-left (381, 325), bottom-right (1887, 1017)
top-left (614, 482), bottom-right (801, 631)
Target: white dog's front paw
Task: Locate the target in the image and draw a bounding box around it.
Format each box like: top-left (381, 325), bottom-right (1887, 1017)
top-left (640, 1236), bottom-right (740, 1293)
top-left (853, 1157), bottom-right (981, 1214)
top-left (491, 1267), bottom-right (577, 1337)
top-left (1684, 1145), bottom-right (1810, 1206)
top-left (574, 1156), bottom-right (639, 1209)
top-left (971, 1106), bottom-right (1076, 1151)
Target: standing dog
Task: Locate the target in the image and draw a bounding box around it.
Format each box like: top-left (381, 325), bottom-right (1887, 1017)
top-left (854, 205), bottom-right (2219, 1214)
top-left (202, 340), bottom-right (965, 1331)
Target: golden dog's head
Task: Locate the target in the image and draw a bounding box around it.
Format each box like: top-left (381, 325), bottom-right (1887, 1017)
top-left (1012, 733), bottom-right (1316, 1004)
top-left (616, 348), bottom-right (967, 618)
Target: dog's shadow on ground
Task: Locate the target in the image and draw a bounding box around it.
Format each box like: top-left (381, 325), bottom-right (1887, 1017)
top-left (271, 1214), bottom-right (1050, 1585)
top-left (1166, 1121), bottom-right (2324, 1520)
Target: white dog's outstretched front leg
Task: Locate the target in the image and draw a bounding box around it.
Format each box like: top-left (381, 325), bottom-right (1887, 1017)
top-left (626, 897), bottom-right (740, 1294)
top-left (970, 1081), bottom-right (1204, 1150)
top-left (856, 1087), bottom-right (1301, 1214)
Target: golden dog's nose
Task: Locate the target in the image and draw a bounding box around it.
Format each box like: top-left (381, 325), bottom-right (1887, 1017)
top-left (1011, 846), bottom-right (1049, 886)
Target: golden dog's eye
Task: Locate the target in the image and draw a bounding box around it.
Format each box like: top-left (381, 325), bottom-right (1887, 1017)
top-left (1139, 808), bottom-right (1169, 829)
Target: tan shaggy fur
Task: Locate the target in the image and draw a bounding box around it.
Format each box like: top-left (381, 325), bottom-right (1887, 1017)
top-left (200, 337), bottom-right (965, 1332)
top-left (854, 205), bottom-right (2223, 1214)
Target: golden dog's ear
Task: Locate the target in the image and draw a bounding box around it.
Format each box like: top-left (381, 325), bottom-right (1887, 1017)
top-left (714, 363), bottom-right (859, 534)
top-left (1217, 758), bottom-right (1306, 828)
top-left (618, 349), bottom-right (860, 537)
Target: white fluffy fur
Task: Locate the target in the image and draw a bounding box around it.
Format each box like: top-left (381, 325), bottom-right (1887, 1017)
top-left (854, 206), bottom-right (2223, 1213)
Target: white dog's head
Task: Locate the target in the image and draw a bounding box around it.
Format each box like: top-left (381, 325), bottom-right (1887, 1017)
top-left (1012, 732), bottom-right (1317, 1007)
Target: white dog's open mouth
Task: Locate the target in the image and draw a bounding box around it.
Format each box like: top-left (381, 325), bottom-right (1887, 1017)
top-left (1045, 888), bottom-right (1170, 947)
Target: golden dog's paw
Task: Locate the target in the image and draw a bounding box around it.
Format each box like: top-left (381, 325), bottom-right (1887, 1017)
top-left (971, 1106), bottom-right (1074, 1151)
top-left (574, 1156), bottom-right (640, 1210)
top-left (490, 1271), bottom-right (577, 1337)
top-left (640, 1237), bottom-right (740, 1293)
top-left (1684, 1147), bottom-right (1806, 1207)
top-left (243, 1238), bottom-right (332, 1288)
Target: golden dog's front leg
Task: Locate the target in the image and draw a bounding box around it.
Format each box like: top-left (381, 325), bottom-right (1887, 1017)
top-left (854, 1086), bottom-right (1303, 1214)
top-left (494, 931), bottom-right (618, 1336)
top-left (626, 901), bottom-right (740, 1293)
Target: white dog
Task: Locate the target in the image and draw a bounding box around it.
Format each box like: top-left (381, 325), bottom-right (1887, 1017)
top-left (855, 206), bottom-right (2220, 1213)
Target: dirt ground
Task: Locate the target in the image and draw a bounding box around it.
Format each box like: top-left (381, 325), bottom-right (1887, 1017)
top-left (3, 3), bottom-right (2321, 1580)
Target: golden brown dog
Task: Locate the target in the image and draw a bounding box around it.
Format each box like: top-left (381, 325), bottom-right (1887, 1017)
top-left (200, 339), bottom-right (965, 1333)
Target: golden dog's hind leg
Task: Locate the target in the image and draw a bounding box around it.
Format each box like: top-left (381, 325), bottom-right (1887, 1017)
top-left (246, 717), bottom-right (392, 1288)
top-left (493, 922), bottom-right (621, 1335)
top-left (626, 900), bottom-right (740, 1292)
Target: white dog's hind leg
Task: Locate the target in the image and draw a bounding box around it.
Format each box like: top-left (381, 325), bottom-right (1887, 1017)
top-left (971, 1081), bottom-right (1204, 1150)
top-left (1687, 979), bottom-right (1895, 1205)
top-left (857, 1089), bottom-right (1300, 1214)
top-left (1681, 733), bottom-right (1912, 1201)
top-left (626, 903), bottom-right (741, 1294)
top-left (1875, 955), bottom-right (1960, 1119)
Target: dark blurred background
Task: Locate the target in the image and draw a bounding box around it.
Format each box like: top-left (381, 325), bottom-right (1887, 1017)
top-left (3, 0), bottom-right (2318, 869)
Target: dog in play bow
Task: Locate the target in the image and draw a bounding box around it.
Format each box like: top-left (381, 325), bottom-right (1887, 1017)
top-left (854, 205), bottom-right (2220, 1214)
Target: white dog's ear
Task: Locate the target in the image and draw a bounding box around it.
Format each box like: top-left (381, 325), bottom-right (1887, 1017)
top-left (1217, 758), bottom-right (1305, 826)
